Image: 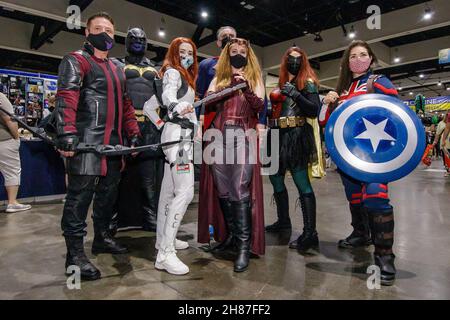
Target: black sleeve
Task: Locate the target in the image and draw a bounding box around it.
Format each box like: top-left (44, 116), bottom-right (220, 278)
top-left (55, 54), bottom-right (83, 135)
top-left (294, 90), bottom-right (321, 118)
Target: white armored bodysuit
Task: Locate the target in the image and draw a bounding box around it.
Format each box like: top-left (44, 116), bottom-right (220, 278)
top-left (144, 68), bottom-right (197, 264)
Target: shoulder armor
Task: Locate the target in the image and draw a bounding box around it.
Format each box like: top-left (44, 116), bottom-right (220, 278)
top-left (306, 79), bottom-right (318, 94)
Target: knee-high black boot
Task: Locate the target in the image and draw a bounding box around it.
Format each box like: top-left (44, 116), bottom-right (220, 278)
top-left (368, 208), bottom-right (396, 286)
top-left (212, 198), bottom-right (235, 252)
top-left (289, 193), bottom-right (319, 251)
top-left (265, 189), bottom-right (291, 232)
top-left (65, 236), bottom-right (101, 281)
top-left (338, 205), bottom-right (372, 248)
top-left (232, 199), bottom-right (252, 272)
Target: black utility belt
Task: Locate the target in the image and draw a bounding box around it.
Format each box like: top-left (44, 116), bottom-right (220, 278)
top-left (268, 116), bottom-right (306, 129)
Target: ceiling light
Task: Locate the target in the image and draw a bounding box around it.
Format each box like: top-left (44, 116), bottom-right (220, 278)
top-left (423, 7), bottom-right (433, 20)
top-left (419, 74), bottom-right (425, 78)
top-left (348, 25), bottom-right (356, 39)
top-left (158, 28), bottom-right (165, 38)
top-left (409, 92), bottom-right (414, 95)
top-left (437, 81), bottom-right (442, 86)
top-left (201, 11), bottom-right (208, 18)
top-left (393, 57), bottom-right (401, 63)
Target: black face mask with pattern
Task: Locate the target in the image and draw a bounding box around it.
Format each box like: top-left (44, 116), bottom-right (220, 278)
top-left (87, 32), bottom-right (115, 52)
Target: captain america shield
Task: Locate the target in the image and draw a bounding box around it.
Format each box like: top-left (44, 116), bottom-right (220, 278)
top-left (325, 94), bottom-right (426, 183)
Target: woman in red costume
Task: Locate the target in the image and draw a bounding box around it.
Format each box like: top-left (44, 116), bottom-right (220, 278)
top-left (198, 38), bottom-right (265, 272)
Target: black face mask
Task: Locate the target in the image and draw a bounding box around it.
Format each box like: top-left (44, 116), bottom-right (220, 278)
top-left (221, 36), bottom-right (232, 49)
top-left (230, 54), bottom-right (248, 69)
top-left (287, 56), bottom-right (301, 76)
top-left (87, 32), bottom-right (115, 52)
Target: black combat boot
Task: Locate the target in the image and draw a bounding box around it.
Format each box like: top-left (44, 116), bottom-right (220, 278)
top-left (289, 193), bottom-right (319, 251)
top-left (338, 205), bottom-right (371, 248)
top-left (92, 229), bottom-right (128, 255)
top-left (265, 189), bottom-right (292, 232)
top-left (369, 208), bottom-right (396, 286)
top-left (65, 236), bottom-right (101, 281)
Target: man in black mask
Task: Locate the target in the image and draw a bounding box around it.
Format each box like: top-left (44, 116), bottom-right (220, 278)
top-left (196, 26), bottom-right (237, 103)
top-left (110, 27), bottom-right (165, 233)
top-left (55, 12), bottom-right (140, 281)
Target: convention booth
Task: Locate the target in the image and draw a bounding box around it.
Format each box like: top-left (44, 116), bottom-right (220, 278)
top-left (0, 69), bottom-right (65, 201)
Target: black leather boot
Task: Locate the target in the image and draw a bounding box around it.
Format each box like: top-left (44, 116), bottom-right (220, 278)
top-left (369, 208), bottom-right (396, 286)
top-left (232, 199), bottom-right (252, 273)
top-left (289, 193), bottom-right (319, 251)
top-left (108, 214), bottom-right (119, 237)
top-left (212, 198), bottom-right (235, 253)
top-left (265, 189), bottom-right (292, 232)
top-left (92, 229), bottom-right (128, 255)
top-left (142, 202), bottom-right (157, 232)
top-left (338, 205), bottom-right (371, 248)
top-left (65, 236), bottom-right (101, 281)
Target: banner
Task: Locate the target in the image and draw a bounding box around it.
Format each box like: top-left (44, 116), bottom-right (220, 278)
top-left (403, 95), bottom-right (450, 112)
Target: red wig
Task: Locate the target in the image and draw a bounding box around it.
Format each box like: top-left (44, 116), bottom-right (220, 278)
top-left (278, 47), bottom-right (319, 90)
top-left (160, 37), bottom-right (198, 90)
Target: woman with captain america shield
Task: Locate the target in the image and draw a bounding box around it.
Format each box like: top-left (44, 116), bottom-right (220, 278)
top-left (323, 40), bottom-right (400, 286)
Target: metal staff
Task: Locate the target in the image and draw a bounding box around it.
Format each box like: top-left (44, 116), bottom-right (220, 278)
top-left (0, 106), bottom-right (185, 156)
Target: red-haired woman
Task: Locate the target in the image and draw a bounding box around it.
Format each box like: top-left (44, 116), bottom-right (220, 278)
top-left (265, 46), bottom-right (321, 253)
top-left (144, 37), bottom-right (198, 275)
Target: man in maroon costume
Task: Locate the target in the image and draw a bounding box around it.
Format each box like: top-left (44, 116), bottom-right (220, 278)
top-left (55, 12), bottom-right (140, 281)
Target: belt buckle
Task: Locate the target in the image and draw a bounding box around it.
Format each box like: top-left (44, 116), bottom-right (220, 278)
top-left (279, 117), bottom-right (287, 129)
top-left (288, 116), bottom-right (296, 127)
